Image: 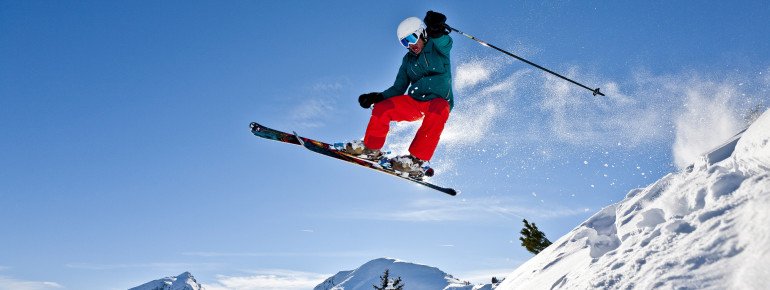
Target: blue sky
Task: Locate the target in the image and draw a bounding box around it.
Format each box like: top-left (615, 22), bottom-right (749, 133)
top-left (1, 1), bottom-right (768, 289)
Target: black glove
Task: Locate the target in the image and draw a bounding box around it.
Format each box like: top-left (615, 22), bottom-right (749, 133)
top-left (424, 11), bottom-right (449, 38)
top-left (358, 92), bottom-right (384, 109)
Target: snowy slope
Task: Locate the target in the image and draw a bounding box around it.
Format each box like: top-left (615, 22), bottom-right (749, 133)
top-left (314, 258), bottom-right (495, 290)
top-left (130, 272), bottom-right (203, 290)
top-left (498, 109), bottom-right (770, 289)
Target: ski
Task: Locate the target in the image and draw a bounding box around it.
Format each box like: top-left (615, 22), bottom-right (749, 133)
top-left (249, 122), bottom-right (457, 196)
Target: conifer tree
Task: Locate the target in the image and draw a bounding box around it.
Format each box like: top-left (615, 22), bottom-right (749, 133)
top-left (373, 269), bottom-right (404, 290)
top-left (519, 219), bottom-right (552, 254)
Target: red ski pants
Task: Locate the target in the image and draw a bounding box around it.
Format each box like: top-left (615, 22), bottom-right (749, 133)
top-left (363, 95), bottom-right (450, 161)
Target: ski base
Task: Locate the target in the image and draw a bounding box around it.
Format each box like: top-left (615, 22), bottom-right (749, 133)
top-left (249, 122), bottom-right (457, 196)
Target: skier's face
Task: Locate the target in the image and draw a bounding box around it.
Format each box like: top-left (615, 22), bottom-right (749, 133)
top-left (408, 38), bottom-right (425, 54)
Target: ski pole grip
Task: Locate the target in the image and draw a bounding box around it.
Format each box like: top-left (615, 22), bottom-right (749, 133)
top-left (445, 24), bottom-right (464, 36)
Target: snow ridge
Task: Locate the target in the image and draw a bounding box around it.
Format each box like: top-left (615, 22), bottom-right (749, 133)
top-left (129, 272), bottom-right (203, 290)
top-left (314, 258), bottom-right (493, 290)
top-left (498, 109), bottom-right (770, 289)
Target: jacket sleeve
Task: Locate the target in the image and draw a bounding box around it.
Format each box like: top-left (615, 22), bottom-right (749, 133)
top-left (381, 59), bottom-right (410, 98)
top-left (430, 34), bottom-right (452, 56)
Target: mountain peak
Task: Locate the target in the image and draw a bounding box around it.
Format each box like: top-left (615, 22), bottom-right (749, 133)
top-left (315, 257), bottom-right (490, 290)
top-left (129, 271), bottom-right (203, 290)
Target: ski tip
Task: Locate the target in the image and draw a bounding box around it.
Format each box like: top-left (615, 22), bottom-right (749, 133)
top-left (445, 188), bottom-right (458, 196)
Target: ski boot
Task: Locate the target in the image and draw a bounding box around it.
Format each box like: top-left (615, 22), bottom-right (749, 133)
top-left (334, 140), bottom-right (383, 162)
top-left (387, 155), bottom-right (434, 179)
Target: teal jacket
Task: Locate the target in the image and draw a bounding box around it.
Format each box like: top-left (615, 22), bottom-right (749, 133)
top-left (382, 34), bottom-right (454, 110)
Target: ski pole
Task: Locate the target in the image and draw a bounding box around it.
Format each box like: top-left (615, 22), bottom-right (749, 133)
top-left (446, 24), bottom-right (605, 96)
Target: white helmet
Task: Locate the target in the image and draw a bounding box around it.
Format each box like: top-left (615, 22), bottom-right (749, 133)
top-left (397, 17), bottom-right (426, 44)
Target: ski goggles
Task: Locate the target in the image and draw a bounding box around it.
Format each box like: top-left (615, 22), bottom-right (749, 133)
top-left (400, 33), bottom-right (420, 48)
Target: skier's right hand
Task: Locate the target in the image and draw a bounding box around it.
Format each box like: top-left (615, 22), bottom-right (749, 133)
top-left (424, 11), bottom-right (449, 38)
top-left (358, 92), bottom-right (384, 109)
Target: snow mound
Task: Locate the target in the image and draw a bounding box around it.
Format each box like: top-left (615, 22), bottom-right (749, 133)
top-left (498, 109), bottom-right (770, 289)
top-left (314, 258), bottom-right (493, 290)
top-left (129, 272), bottom-right (203, 290)
top-left (733, 109), bottom-right (770, 174)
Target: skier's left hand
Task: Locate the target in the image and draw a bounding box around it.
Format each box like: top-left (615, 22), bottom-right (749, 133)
top-left (424, 11), bottom-right (449, 38)
top-left (358, 92), bottom-right (384, 109)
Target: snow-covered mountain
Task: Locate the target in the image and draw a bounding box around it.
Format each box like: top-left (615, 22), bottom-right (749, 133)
top-left (314, 258), bottom-right (495, 290)
top-left (130, 272), bottom-right (203, 290)
top-left (497, 109), bottom-right (770, 289)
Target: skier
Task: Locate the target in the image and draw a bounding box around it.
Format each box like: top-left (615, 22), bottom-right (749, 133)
top-left (344, 11), bottom-right (453, 175)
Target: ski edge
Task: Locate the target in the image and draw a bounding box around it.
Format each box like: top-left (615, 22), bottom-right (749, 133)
top-left (250, 121), bottom-right (457, 196)
top-left (301, 139), bottom-right (458, 196)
